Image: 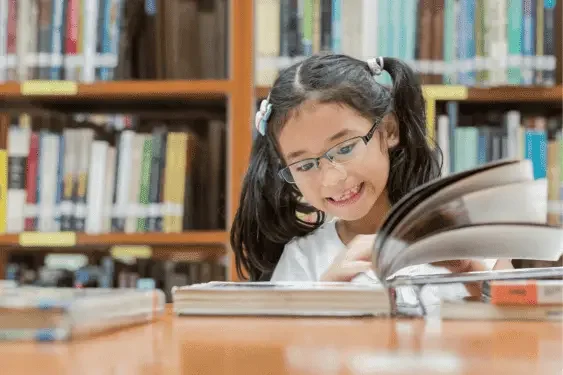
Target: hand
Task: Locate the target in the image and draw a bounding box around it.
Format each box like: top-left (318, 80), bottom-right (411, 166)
top-left (431, 259), bottom-right (514, 297)
top-left (431, 259), bottom-right (513, 273)
top-left (320, 234), bottom-right (376, 282)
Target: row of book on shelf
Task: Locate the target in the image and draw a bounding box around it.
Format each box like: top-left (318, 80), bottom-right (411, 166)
top-left (2, 115), bottom-right (226, 235)
top-left (0, 0), bottom-right (123, 83)
top-left (0, 0), bottom-right (228, 82)
top-left (4, 249), bottom-right (227, 302)
top-left (435, 107), bottom-right (563, 223)
top-left (256, 0), bottom-right (560, 87)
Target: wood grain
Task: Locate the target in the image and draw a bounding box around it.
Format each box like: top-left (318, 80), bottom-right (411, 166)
top-left (0, 307), bottom-right (560, 374)
top-left (228, 0), bottom-right (254, 281)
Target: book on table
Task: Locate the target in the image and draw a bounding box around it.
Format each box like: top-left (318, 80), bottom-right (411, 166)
top-left (173, 159), bottom-right (563, 318)
top-left (0, 287), bottom-right (165, 341)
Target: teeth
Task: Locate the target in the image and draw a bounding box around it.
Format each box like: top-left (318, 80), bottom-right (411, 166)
top-left (332, 184), bottom-right (361, 202)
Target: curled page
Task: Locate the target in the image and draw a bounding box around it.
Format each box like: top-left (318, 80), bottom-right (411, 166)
top-left (376, 178), bottom-right (548, 278)
top-left (380, 223), bottom-right (563, 280)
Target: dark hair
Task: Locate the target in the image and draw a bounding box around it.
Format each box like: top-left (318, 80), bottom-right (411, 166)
top-left (230, 53), bottom-right (442, 281)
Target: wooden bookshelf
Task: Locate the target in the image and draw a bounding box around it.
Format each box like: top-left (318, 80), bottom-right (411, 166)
top-left (0, 0), bottom-right (254, 282)
top-left (0, 231), bottom-right (228, 247)
top-left (0, 80), bottom-right (232, 98)
top-left (256, 85), bottom-right (563, 102)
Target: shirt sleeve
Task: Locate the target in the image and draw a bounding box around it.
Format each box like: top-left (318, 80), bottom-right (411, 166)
top-left (270, 241), bottom-right (315, 282)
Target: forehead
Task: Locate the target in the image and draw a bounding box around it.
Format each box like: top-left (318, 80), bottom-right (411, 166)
top-left (277, 101), bottom-right (370, 161)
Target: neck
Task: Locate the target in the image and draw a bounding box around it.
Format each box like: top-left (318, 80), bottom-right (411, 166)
top-left (337, 191), bottom-right (392, 243)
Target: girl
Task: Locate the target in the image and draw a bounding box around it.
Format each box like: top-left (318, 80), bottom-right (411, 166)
top-left (230, 54), bottom-right (510, 299)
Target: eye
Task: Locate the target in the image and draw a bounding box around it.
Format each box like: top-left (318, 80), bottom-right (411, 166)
top-left (337, 143), bottom-right (356, 155)
top-left (295, 161), bottom-right (316, 172)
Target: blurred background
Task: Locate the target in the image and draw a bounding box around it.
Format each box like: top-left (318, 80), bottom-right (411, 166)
top-left (0, 0), bottom-right (560, 299)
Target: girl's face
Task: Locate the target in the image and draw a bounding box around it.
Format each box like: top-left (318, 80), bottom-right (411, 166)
top-left (277, 101), bottom-right (399, 221)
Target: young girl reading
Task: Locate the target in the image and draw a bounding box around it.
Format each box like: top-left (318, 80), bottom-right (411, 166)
top-left (230, 54), bottom-right (510, 302)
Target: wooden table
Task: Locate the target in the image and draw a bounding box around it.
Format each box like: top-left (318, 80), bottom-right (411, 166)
top-left (0, 307), bottom-right (561, 375)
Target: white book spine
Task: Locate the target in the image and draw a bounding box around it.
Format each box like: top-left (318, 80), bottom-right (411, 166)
top-left (81, 0), bottom-right (98, 82)
top-left (38, 133), bottom-right (59, 232)
top-left (16, 0), bottom-right (29, 80)
top-left (125, 134), bottom-right (143, 233)
top-left (437, 115), bottom-right (450, 177)
top-left (505, 110), bottom-right (521, 159)
top-left (85, 141), bottom-right (108, 234)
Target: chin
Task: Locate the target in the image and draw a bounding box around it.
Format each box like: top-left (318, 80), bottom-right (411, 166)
top-left (322, 182), bottom-right (378, 220)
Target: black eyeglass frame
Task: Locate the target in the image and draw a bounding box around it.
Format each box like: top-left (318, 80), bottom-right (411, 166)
top-left (277, 116), bottom-right (386, 183)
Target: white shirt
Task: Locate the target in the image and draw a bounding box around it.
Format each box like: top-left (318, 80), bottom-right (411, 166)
top-left (271, 218), bottom-right (498, 306)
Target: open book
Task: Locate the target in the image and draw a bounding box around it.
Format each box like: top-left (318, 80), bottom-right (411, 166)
top-left (173, 159), bottom-right (563, 317)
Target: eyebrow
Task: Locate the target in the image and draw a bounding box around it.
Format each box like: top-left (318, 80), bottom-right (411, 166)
top-left (285, 129), bottom-right (354, 161)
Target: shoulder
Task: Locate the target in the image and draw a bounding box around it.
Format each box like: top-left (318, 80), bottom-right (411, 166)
top-left (270, 219), bottom-right (344, 281)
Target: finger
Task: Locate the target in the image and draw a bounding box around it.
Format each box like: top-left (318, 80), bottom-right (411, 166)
top-left (493, 259), bottom-right (514, 270)
top-left (337, 261), bottom-right (373, 281)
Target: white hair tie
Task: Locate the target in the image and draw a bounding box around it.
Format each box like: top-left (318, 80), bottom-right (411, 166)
top-left (367, 57), bottom-right (384, 76)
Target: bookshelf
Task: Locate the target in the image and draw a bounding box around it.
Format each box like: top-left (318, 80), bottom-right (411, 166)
top-left (0, 0), bottom-right (254, 283)
top-left (0, 0), bottom-right (561, 286)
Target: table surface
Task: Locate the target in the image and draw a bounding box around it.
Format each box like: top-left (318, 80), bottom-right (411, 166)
top-left (1, 307), bottom-right (561, 375)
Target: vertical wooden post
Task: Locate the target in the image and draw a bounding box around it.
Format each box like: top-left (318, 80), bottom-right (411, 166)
top-left (227, 0), bottom-right (254, 281)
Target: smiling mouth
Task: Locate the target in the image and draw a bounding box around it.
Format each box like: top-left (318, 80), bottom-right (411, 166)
top-left (326, 183), bottom-right (364, 206)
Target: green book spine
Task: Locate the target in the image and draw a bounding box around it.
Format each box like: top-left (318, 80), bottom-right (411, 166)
top-left (137, 136), bottom-right (152, 232)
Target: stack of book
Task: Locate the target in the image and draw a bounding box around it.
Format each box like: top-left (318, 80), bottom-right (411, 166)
top-left (0, 287), bottom-right (165, 341)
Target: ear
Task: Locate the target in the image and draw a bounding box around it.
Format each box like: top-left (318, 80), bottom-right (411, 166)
top-left (383, 113), bottom-right (400, 149)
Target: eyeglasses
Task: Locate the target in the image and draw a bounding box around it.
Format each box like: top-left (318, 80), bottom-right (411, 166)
top-left (278, 120), bottom-right (381, 184)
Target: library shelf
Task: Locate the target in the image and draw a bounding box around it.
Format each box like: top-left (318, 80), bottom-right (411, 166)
top-left (0, 80), bottom-right (232, 98)
top-left (255, 85), bottom-right (563, 102)
top-left (466, 86), bottom-right (563, 102)
top-left (0, 80), bottom-right (233, 114)
top-left (0, 231), bottom-right (228, 248)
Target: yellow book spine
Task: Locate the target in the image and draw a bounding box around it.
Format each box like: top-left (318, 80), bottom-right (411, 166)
top-left (174, 133), bottom-right (188, 232)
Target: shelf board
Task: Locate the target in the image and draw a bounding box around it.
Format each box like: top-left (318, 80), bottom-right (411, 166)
top-left (466, 86), bottom-right (563, 102)
top-left (255, 85), bottom-right (563, 102)
top-left (0, 80), bottom-right (232, 115)
top-left (0, 230), bottom-right (228, 248)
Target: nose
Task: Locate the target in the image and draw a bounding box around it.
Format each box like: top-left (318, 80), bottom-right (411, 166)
top-left (319, 159), bottom-right (347, 187)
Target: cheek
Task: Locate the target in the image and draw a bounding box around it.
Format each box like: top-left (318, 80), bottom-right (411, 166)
top-left (356, 143), bottom-right (390, 181)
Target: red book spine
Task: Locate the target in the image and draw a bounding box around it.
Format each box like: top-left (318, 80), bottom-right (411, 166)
top-left (24, 132), bottom-right (39, 231)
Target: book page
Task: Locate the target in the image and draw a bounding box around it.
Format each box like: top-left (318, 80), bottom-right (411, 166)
top-left (376, 178), bottom-right (548, 277)
top-left (380, 224), bottom-right (563, 279)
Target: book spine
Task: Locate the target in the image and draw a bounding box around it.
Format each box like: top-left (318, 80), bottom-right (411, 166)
top-left (50, 0), bottom-right (65, 80)
top-left (489, 281), bottom-right (563, 305)
top-left (24, 132), bottom-right (39, 231)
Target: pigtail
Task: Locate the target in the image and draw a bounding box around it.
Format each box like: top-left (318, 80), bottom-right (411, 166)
top-left (230, 132), bottom-right (322, 281)
top-left (378, 57), bottom-right (442, 204)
